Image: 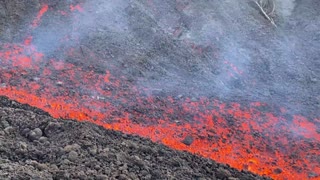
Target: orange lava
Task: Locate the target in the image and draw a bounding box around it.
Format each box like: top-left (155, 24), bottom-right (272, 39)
top-left (0, 3), bottom-right (319, 180)
top-left (70, 4), bottom-right (84, 12)
top-left (32, 4), bottom-right (48, 28)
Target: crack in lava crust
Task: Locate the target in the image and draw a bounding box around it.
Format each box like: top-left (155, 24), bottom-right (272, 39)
top-left (0, 2), bottom-right (319, 180)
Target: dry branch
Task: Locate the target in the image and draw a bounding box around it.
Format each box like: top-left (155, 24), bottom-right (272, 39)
top-left (255, 0), bottom-right (277, 27)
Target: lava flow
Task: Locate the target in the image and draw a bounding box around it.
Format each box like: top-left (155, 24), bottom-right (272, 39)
top-left (0, 2), bottom-right (320, 180)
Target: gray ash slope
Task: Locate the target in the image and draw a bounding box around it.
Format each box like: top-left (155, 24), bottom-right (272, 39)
top-left (0, 96), bottom-right (270, 180)
top-left (1, 0), bottom-right (319, 119)
top-left (75, 0), bottom-right (320, 119)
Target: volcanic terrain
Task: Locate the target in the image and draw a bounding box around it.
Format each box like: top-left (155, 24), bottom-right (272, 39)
top-left (0, 96), bottom-right (271, 179)
top-left (0, 0), bottom-right (319, 179)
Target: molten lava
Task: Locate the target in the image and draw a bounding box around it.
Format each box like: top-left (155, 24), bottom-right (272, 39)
top-left (32, 4), bottom-right (49, 28)
top-left (0, 3), bottom-right (319, 180)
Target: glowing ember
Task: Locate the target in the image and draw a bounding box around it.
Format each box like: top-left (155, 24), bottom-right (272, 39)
top-left (32, 4), bottom-right (48, 28)
top-left (70, 4), bottom-right (84, 12)
top-left (0, 3), bottom-right (319, 180)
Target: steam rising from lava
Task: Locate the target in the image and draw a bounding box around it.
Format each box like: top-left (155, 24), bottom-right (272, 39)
top-left (0, 0), bottom-right (319, 179)
top-left (19, 0), bottom-right (318, 118)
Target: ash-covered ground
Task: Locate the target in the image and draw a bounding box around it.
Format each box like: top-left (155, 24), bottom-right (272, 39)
top-left (0, 96), bottom-right (270, 180)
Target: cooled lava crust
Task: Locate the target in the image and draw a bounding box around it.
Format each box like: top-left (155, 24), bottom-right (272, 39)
top-left (0, 0), bottom-right (319, 179)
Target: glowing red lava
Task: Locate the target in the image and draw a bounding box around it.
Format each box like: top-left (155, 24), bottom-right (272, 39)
top-left (32, 4), bottom-right (49, 28)
top-left (0, 3), bottom-right (319, 180)
top-left (70, 4), bottom-right (84, 12)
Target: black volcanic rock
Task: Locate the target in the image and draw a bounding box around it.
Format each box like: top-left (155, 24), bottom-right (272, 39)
top-left (0, 96), bottom-right (270, 180)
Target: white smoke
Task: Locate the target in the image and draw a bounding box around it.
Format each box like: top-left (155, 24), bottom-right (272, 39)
top-left (275, 0), bottom-right (296, 18)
